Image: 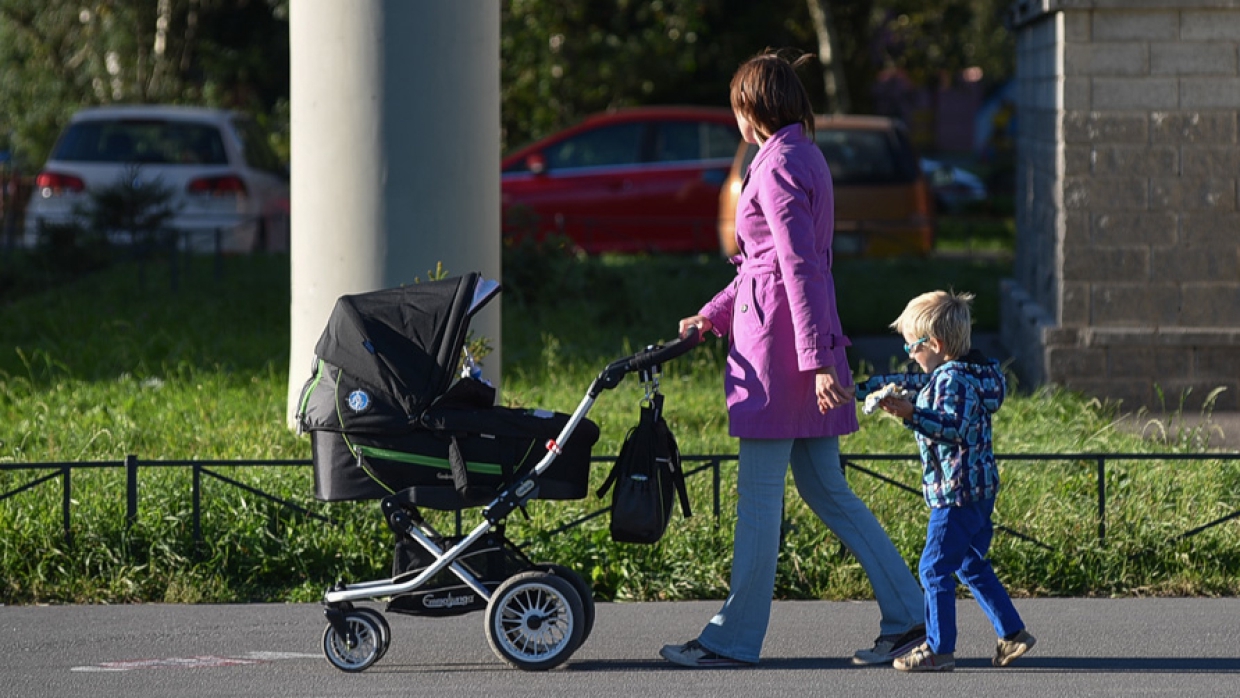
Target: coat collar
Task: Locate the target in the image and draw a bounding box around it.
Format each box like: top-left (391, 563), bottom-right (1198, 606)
top-left (751, 123), bottom-right (808, 170)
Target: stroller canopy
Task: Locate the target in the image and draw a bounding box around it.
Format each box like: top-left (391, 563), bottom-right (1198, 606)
top-left (313, 272), bottom-right (488, 418)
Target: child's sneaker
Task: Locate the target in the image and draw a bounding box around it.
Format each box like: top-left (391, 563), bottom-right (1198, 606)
top-left (659, 639), bottom-right (753, 668)
top-left (892, 642), bottom-right (955, 672)
top-left (852, 625), bottom-right (927, 665)
top-left (993, 628), bottom-right (1036, 667)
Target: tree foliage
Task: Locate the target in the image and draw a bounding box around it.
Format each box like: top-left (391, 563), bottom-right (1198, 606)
top-left (500, 0), bottom-right (1014, 152)
top-left (0, 1), bottom-right (1013, 167)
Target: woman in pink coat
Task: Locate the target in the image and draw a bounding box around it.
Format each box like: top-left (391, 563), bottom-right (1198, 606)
top-left (660, 50), bottom-right (925, 668)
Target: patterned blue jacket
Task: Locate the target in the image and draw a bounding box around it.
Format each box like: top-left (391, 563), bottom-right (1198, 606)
top-left (859, 350), bottom-right (1006, 508)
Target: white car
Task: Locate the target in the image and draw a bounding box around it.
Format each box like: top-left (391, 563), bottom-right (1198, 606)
top-left (24, 105), bottom-right (289, 253)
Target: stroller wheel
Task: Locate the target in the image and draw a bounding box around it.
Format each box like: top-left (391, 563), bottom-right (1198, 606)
top-left (349, 607), bottom-right (392, 660)
top-left (485, 570), bottom-right (585, 671)
top-left (322, 610), bottom-right (383, 672)
top-left (535, 562), bottom-right (595, 648)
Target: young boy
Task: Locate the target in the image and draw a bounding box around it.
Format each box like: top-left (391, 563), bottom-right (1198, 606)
top-left (857, 290), bottom-right (1035, 672)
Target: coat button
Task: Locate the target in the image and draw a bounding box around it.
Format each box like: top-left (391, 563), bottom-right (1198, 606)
top-left (740, 304), bottom-right (749, 312)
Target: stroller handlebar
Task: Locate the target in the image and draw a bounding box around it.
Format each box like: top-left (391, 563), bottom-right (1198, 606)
top-left (627, 325), bottom-right (701, 372)
top-left (590, 326), bottom-right (702, 395)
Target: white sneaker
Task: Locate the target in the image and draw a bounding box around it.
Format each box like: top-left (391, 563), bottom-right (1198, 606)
top-left (852, 625), bottom-right (927, 665)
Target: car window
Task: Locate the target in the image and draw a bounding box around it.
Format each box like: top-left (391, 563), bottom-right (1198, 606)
top-left (542, 122), bottom-right (645, 171)
top-left (702, 122), bottom-right (741, 159)
top-left (50, 119), bottom-right (228, 165)
top-left (231, 116), bottom-right (285, 175)
top-left (653, 121), bottom-right (741, 163)
top-left (816, 129), bottom-right (918, 185)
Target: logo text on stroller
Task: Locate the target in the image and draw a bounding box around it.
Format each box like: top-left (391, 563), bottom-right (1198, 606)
top-left (347, 390), bottom-right (371, 412)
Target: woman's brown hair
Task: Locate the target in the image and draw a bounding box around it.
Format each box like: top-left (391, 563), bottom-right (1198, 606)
top-left (729, 48), bottom-right (816, 143)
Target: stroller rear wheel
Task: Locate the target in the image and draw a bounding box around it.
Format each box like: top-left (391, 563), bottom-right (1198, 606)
top-left (485, 570), bottom-right (585, 671)
top-left (322, 610), bottom-right (384, 672)
top-left (535, 562), bottom-right (595, 649)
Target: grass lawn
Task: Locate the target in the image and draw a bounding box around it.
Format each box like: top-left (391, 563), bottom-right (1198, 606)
top-left (1, 237), bottom-right (1237, 604)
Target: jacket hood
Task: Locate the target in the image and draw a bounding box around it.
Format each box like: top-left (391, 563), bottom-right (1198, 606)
top-left (951, 349), bottom-right (1006, 414)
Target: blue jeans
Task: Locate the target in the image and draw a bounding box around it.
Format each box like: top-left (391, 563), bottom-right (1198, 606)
top-left (697, 437), bottom-right (924, 663)
top-left (920, 499), bottom-right (1024, 654)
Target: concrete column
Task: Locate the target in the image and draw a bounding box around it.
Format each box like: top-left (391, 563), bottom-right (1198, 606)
top-left (287, 1), bottom-right (501, 427)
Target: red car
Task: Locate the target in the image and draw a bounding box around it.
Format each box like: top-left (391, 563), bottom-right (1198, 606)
top-left (501, 106), bottom-right (741, 254)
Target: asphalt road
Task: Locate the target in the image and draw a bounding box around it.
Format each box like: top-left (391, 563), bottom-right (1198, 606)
top-left (5, 598), bottom-right (1240, 697)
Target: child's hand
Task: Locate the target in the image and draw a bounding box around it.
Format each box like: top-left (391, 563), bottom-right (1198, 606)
top-left (855, 376), bottom-right (885, 400)
top-left (879, 396), bottom-right (914, 420)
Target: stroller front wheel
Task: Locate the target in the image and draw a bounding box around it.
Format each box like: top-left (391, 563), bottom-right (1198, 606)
top-left (348, 606), bottom-right (392, 661)
top-left (485, 570), bottom-right (585, 671)
top-left (322, 610), bottom-right (384, 672)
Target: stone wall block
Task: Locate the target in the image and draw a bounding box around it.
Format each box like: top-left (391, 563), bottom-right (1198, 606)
top-left (1150, 177), bottom-right (1237, 211)
top-left (1181, 146), bottom-right (1240, 177)
top-left (1181, 10), bottom-right (1240, 41)
top-left (1151, 42), bottom-right (1238, 76)
top-left (1064, 177), bottom-right (1148, 210)
top-left (1066, 42), bottom-right (1148, 76)
top-left (1064, 111), bottom-right (1149, 143)
top-left (1150, 111), bottom-right (1237, 143)
top-left (1092, 145), bottom-right (1177, 176)
top-left (1093, 78), bottom-right (1179, 109)
top-left (1092, 211), bottom-right (1178, 246)
top-left (1195, 346), bottom-right (1240, 383)
top-left (1181, 285), bottom-right (1240, 326)
top-left (1182, 211), bottom-right (1240, 245)
top-left (1181, 78), bottom-right (1240, 109)
top-left (1151, 245), bottom-right (1240, 282)
top-left (1091, 284), bottom-right (1180, 326)
top-left (1064, 245), bottom-right (1150, 283)
top-left (1061, 282), bottom-right (1090, 326)
top-left (1091, 10), bottom-right (1179, 42)
top-left (1047, 346), bottom-right (1107, 378)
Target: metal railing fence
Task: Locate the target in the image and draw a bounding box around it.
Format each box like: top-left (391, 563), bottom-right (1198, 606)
top-left (3, 451), bottom-right (1239, 553)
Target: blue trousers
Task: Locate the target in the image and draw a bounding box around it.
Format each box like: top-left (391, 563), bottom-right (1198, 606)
top-left (697, 437), bottom-right (924, 663)
top-left (920, 499), bottom-right (1024, 654)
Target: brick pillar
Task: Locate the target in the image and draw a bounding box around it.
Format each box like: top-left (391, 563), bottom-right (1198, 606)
top-left (1002, 1), bottom-right (1240, 411)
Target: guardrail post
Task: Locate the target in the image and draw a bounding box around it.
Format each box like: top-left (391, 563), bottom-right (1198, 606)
top-left (192, 463), bottom-right (203, 548)
top-left (712, 457), bottom-right (721, 521)
top-left (1096, 456), bottom-right (1106, 546)
top-left (62, 464), bottom-right (73, 546)
top-left (126, 454), bottom-right (139, 532)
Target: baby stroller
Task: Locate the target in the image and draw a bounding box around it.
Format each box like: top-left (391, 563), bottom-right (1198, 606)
top-left (297, 272), bottom-right (699, 672)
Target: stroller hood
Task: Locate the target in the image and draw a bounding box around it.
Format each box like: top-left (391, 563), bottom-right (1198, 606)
top-left (313, 272), bottom-right (482, 420)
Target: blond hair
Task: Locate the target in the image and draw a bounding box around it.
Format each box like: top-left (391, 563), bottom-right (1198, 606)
top-left (890, 290), bottom-right (974, 360)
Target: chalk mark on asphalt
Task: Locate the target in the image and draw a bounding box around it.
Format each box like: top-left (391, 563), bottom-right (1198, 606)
top-left (71, 651), bottom-right (319, 672)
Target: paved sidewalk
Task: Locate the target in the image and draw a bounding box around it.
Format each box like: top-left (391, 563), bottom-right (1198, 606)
top-left (5, 599), bottom-right (1240, 697)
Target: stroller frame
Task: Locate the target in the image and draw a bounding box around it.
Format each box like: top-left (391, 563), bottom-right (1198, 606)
top-left (317, 309), bottom-right (701, 672)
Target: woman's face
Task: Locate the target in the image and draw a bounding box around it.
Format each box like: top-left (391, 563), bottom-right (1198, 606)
top-left (735, 111), bottom-right (761, 145)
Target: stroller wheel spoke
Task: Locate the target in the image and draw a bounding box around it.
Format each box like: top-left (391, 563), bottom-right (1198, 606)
top-left (486, 571), bottom-right (585, 671)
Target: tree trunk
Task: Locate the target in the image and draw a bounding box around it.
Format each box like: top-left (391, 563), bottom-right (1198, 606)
top-left (805, 0), bottom-right (850, 114)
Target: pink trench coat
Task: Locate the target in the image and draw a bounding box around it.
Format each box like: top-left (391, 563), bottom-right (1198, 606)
top-left (698, 123), bottom-right (858, 440)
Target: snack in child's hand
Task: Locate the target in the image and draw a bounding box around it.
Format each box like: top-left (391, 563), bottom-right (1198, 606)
top-left (863, 383), bottom-right (913, 415)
